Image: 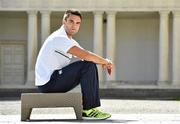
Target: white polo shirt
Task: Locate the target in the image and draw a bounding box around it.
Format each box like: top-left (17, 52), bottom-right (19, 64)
top-left (35, 25), bottom-right (82, 86)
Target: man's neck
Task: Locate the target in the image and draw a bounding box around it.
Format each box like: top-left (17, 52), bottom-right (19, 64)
top-left (67, 34), bottom-right (72, 39)
top-left (64, 29), bottom-right (72, 39)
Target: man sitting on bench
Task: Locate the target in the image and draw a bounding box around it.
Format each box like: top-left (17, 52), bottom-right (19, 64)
top-left (35, 9), bottom-right (113, 120)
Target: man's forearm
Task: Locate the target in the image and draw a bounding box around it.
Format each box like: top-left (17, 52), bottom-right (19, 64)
top-left (84, 51), bottom-right (108, 65)
top-left (68, 46), bottom-right (109, 65)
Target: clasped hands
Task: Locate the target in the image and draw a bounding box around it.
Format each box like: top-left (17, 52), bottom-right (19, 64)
top-left (102, 59), bottom-right (113, 75)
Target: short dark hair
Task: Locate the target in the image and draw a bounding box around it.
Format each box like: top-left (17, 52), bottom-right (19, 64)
top-left (63, 10), bottom-right (82, 21)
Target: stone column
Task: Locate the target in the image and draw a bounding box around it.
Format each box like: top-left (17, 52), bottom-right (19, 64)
top-left (106, 11), bottom-right (116, 81)
top-left (158, 11), bottom-right (170, 85)
top-left (26, 11), bottom-right (38, 85)
top-left (93, 11), bottom-right (104, 82)
top-left (172, 11), bottom-right (180, 85)
top-left (40, 10), bottom-right (51, 45)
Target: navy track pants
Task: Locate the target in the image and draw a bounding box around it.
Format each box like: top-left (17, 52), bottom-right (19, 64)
top-left (38, 61), bottom-right (101, 110)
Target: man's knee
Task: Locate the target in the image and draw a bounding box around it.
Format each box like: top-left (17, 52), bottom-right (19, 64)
top-left (84, 61), bottom-right (96, 68)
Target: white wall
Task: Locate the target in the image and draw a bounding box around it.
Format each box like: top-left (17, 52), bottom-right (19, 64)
top-left (1, 0), bottom-right (180, 12)
top-left (0, 12), bottom-right (27, 85)
top-left (0, 12), bottom-right (27, 41)
top-left (116, 13), bottom-right (159, 82)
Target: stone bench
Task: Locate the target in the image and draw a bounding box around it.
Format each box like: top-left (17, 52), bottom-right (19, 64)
top-left (21, 93), bottom-right (82, 121)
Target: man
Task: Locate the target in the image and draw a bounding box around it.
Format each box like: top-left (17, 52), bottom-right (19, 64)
top-left (35, 10), bottom-right (113, 120)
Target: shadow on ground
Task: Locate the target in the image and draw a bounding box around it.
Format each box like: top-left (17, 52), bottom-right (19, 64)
top-left (28, 119), bottom-right (137, 123)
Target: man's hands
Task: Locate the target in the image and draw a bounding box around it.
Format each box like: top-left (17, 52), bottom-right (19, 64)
top-left (102, 59), bottom-right (113, 75)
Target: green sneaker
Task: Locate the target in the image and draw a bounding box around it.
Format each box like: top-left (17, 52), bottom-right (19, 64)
top-left (82, 108), bottom-right (111, 120)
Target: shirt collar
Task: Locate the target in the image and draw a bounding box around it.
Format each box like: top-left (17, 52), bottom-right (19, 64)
top-left (58, 25), bottom-right (71, 40)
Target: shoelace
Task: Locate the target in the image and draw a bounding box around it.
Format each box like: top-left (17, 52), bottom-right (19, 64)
top-left (91, 108), bottom-right (108, 116)
top-left (83, 109), bottom-right (98, 117)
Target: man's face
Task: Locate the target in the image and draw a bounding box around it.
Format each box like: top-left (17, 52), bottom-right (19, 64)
top-left (63, 14), bottom-right (81, 37)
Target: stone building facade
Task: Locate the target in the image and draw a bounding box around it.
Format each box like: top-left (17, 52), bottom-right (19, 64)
top-left (0, 0), bottom-right (180, 89)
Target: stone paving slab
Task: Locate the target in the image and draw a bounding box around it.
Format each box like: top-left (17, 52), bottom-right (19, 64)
top-left (0, 99), bottom-right (180, 123)
top-left (0, 114), bottom-right (180, 124)
top-left (1, 99), bottom-right (180, 115)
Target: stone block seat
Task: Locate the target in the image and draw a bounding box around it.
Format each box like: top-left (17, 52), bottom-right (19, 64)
top-left (21, 93), bottom-right (82, 121)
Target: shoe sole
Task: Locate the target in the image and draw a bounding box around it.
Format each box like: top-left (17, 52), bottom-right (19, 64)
top-left (82, 115), bottom-right (111, 120)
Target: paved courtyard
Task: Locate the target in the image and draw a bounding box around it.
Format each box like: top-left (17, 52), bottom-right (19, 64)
top-left (0, 99), bottom-right (180, 124)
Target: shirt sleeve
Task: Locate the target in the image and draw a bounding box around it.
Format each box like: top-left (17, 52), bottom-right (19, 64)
top-left (53, 36), bottom-right (77, 53)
